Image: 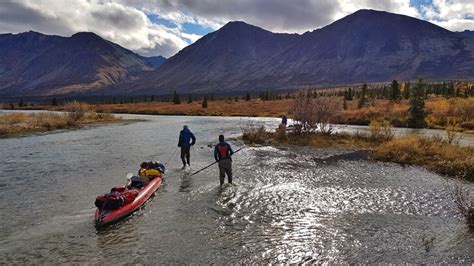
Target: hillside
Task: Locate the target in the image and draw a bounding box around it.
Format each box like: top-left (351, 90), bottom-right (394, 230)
top-left (0, 31), bottom-right (155, 96)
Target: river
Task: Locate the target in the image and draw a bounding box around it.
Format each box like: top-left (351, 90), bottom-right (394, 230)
top-left (0, 114), bottom-right (472, 264)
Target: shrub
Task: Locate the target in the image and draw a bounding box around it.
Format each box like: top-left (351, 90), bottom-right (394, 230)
top-left (289, 91), bottom-right (340, 134)
top-left (369, 119), bottom-right (394, 141)
top-left (275, 124), bottom-right (287, 140)
top-left (64, 101), bottom-right (94, 122)
top-left (371, 136), bottom-right (474, 180)
top-left (454, 185), bottom-right (474, 229)
top-left (241, 124), bottom-right (269, 144)
top-left (445, 118), bottom-right (462, 144)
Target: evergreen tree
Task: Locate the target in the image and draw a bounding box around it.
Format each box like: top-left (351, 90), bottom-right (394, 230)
top-left (173, 91), bottom-right (181, 104)
top-left (210, 93), bottom-right (214, 101)
top-left (187, 94), bottom-right (193, 104)
top-left (408, 79), bottom-right (427, 128)
top-left (358, 84), bottom-right (368, 109)
top-left (113, 97), bottom-right (117, 104)
top-left (18, 99), bottom-right (24, 107)
top-left (150, 95), bottom-right (155, 102)
top-left (202, 96), bottom-right (208, 108)
top-left (403, 82), bottom-right (411, 99)
top-left (52, 97), bottom-right (58, 106)
top-left (447, 82), bottom-right (455, 97)
top-left (235, 96), bottom-right (239, 102)
top-left (343, 98), bottom-right (348, 110)
top-left (390, 80), bottom-right (401, 101)
top-left (245, 91), bottom-right (251, 101)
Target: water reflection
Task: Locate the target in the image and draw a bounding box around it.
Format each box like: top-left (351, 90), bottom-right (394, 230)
top-left (0, 115), bottom-right (472, 264)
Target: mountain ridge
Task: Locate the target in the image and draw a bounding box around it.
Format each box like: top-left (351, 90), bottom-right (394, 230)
top-left (117, 9), bottom-right (473, 95)
top-left (0, 31), bottom-right (163, 96)
top-left (1, 9), bottom-right (473, 97)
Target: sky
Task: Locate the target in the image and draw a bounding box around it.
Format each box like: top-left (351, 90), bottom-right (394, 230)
top-left (0, 0), bottom-right (473, 58)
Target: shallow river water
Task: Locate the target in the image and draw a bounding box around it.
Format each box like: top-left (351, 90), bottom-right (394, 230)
top-left (0, 115), bottom-right (472, 264)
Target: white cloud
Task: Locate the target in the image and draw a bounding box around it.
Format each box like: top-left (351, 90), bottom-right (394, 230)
top-left (336, 0), bottom-right (420, 20)
top-left (181, 32), bottom-right (202, 43)
top-left (0, 0), bottom-right (188, 57)
top-left (419, 0), bottom-right (474, 31)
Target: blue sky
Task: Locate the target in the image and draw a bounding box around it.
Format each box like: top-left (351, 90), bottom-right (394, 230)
top-left (0, 0), bottom-right (473, 57)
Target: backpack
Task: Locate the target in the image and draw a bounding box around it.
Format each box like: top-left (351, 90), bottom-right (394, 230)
top-left (217, 143), bottom-right (229, 159)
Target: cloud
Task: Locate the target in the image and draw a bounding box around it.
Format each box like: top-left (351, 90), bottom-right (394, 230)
top-left (0, 0), bottom-right (187, 57)
top-left (419, 0), bottom-right (474, 31)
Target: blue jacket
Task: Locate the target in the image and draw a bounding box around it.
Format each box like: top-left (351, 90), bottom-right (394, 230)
top-left (214, 141), bottom-right (234, 161)
top-left (178, 128), bottom-right (196, 148)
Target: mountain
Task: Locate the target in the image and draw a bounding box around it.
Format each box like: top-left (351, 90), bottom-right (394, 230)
top-left (1, 9), bottom-right (474, 97)
top-left (144, 55), bottom-right (167, 68)
top-left (457, 30), bottom-right (474, 38)
top-left (0, 31), bottom-right (154, 96)
top-left (120, 9), bottom-right (474, 95)
top-left (120, 21), bottom-right (299, 94)
top-left (258, 9), bottom-right (474, 86)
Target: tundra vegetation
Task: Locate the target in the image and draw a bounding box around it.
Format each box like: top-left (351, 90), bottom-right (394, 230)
top-left (8, 80), bottom-right (473, 131)
top-left (0, 101), bottom-right (120, 137)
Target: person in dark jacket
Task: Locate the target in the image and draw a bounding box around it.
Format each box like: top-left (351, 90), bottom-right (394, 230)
top-left (214, 135), bottom-right (234, 186)
top-left (178, 125), bottom-right (196, 168)
top-left (281, 115), bottom-right (287, 126)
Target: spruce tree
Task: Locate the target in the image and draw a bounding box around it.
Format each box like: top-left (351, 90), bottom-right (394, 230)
top-left (343, 98), bottom-right (348, 110)
top-left (173, 91), bottom-right (181, 104)
top-left (202, 96), bottom-right (208, 108)
top-left (187, 94), bottom-right (193, 104)
top-left (245, 91), bottom-right (251, 101)
top-left (408, 79), bottom-right (427, 128)
top-left (403, 82), bottom-right (411, 99)
top-left (358, 84), bottom-right (368, 109)
top-left (390, 80), bottom-right (401, 102)
top-left (52, 97), bottom-right (58, 106)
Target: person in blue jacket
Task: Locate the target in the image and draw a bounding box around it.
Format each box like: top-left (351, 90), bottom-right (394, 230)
top-left (214, 135), bottom-right (234, 186)
top-left (178, 125), bottom-right (196, 169)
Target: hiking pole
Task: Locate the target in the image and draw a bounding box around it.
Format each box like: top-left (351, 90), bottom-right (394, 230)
top-left (190, 147), bottom-right (244, 176)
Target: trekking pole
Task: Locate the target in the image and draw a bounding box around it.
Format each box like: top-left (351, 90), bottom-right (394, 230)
top-left (190, 147), bottom-right (244, 176)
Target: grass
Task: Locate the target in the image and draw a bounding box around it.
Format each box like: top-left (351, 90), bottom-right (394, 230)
top-left (0, 102), bottom-right (120, 137)
top-left (86, 97), bottom-right (473, 131)
top-left (242, 125), bottom-right (474, 180)
top-left (92, 99), bottom-right (292, 117)
top-left (371, 136), bottom-right (474, 180)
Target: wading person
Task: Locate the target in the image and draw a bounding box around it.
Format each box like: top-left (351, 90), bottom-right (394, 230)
top-left (178, 125), bottom-right (196, 169)
top-left (214, 135), bottom-right (234, 186)
top-left (281, 115), bottom-right (287, 126)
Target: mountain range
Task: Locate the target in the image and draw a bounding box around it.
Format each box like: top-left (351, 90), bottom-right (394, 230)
top-left (1, 9), bottom-right (473, 97)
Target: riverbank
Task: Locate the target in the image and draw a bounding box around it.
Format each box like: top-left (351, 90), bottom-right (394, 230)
top-left (91, 97), bottom-right (474, 132)
top-left (0, 103), bottom-right (122, 137)
top-left (91, 100), bottom-right (290, 117)
top-left (7, 96), bottom-right (473, 132)
top-left (242, 126), bottom-right (474, 181)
